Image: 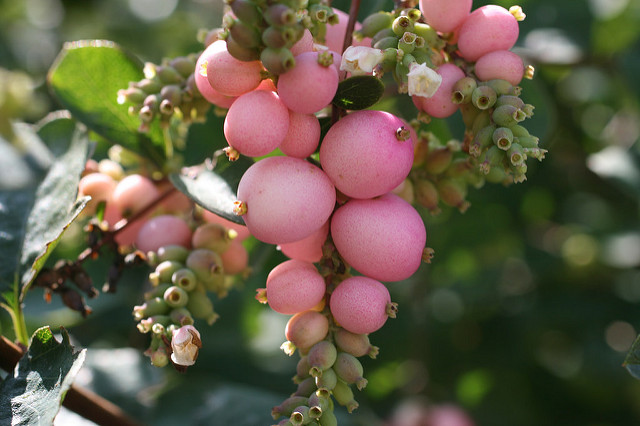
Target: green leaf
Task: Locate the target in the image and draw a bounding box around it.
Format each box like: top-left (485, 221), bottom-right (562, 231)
top-left (47, 40), bottom-right (165, 167)
top-left (331, 75), bottom-right (385, 110)
top-left (592, 6), bottom-right (640, 55)
top-left (624, 333), bottom-right (640, 379)
top-left (0, 326), bottom-right (86, 425)
top-left (169, 157), bottom-right (253, 225)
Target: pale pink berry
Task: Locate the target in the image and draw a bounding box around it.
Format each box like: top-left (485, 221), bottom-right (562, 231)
top-left (205, 40), bottom-right (263, 96)
top-left (419, 0), bottom-right (472, 33)
top-left (279, 220), bottom-right (329, 263)
top-left (331, 193), bottom-right (426, 282)
top-left (457, 5), bottom-right (519, 62)
top-left (276, 51), bottom-right (339, 114)
top-left (279, 111), bottom-right (321, 158)
top-left (202, 209), bottom-right (251, 241)
top-left (236, 156), bottom-right (336, 245)
top-left (111, 174), bottom-right (160, 217)
top-left (319, 110), bottom-right (414, 199)
top-left (103, 203), bottom-right (146, 247)
top-left (220, 239), bottom-right (248, 274)
top-left (324, 8), bottom-right (369, 52)
top-left (474, 50), bottom-right (524, 85)
top-left (195, 42), bottom-right (237, 108)
top-left (135, 215), bottom-right (192, 254)
top-left (285, 310), bottom-right (329, 350)
top-left (418, 63), bottom-right (465, 118)
top-left (78, 172), bottom-right (116, 212)
top-left (156, 181), bottom-right (193, 214)
top-left (266, 259), bottom-right (326, 315)
top-left (330, 276), bottom-right (391, 334)
top-left (224, 90), bottom-right (289, 157)
top-left (290, 29), bottom-right (314, 56)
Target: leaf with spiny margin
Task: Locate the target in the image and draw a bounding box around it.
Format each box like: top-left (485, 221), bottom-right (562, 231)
top-left (0, 327), bottom-right (86, 426)
top-left (331, 75), bottom-right (385, 110)
top-left (169, 157), bottom-right (253, 225)
top-left (47, 40), bottom-right (166, 167)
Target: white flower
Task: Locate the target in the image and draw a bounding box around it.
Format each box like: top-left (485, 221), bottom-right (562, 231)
top-left (407, 62), bottom-right (442, 98)
top-left (170, 325), bottom-right (202, 366)
top-left (340, 46), bottom-right (384, 75)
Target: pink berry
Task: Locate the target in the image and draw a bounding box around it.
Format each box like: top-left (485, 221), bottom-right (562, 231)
top-left (285, 310), bottom-right (329, 350)
top-left (277, 51), bottom-right (339, 114)
top-left (195, 43), bottom-right (237, 108)
top-left (236, 156), bottom-right (336, 245)
top-left (319, 110), bottom-right (414, 199)
top-left (103, 203), bottom-right (146, 247)
top-left (267, 259), bottom-right (326, 315)
top-left (418, 63), bottom-right (465, 118)
top-left (111, 174), bottom-right (160, 217)
top-left (330, 276), bottom-right (391, 334)
top-left (419, 0), bottom-right (472, 33)
top-left (224, 90), bottom-right (290, 157)
top-left (290, 29), bottom-right (314, 56)
top-left (457, 5), bottom-right (519, 62)
top-left (331, 193), bottom-right (426, 282)
top-left (205, 40), bottom-right (263, 96)
top-left (279, 220), bottom-right (329, 263)
top-left (156, 181), bottom-right (193, 214)
top-left (78, 172), bottom-right (116, 212)
top-left (135, 215), bottom-right (192, 254)
top-left (220, 239), bottom-right (249, 275)
top-left (474, 50), bottom-right (524, 85)
top-left (279, 111), bottom-right (321, 159)
top-left (202, 209), bottom-right (251, 241)
top-left (323, 8), bottom-right (369, 52)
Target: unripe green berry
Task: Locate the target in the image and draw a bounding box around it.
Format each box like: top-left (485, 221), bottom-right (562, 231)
top-left (471, 85), bottom-right (497, 110)
top-left (265, 4), bottom-right (296, 26)
top-left (493, 127), bottom-right (514, 151)
top-left (150, 348), bottom-right (169, 367)
top-left (414, 179), bottom-right (440, 215)
top-left (371, 28), bottom-right (396, 46)
top-left (332, 380), bottom-right (358, 413)
top-left (493, 104), bottom-right (525, 127)
top-left (437, 178), bottom-right (469, 212)
top-left (482, 79), bottom-right (519, 96)
top-left (332, 352), bottom-right (367, 390)
top-left (315, 366), bottom-right (338, 390)
top-left (307, 341), bottom-right (337, 378)
top-left (136, 78), bottom-right (162, 94)
top-left (479, 145), bottom-right (504, 175)
top-left (230, 0), bottom-right (262, 25)
top-left (226, 33), bottom-right (261, 61)
top-left (157, 245), bottom-right (189, 263)
top-left (261, 47), bottom-right (296, 75)
top-left (290, 405), bottom-right (311, 426)
top-left (163, 286), bottom-right (189, 308)
top-left (495, 94), bottom-right (525, 110)
top-left (469, 124), bottom-right (496, 158)
top-left (272, 396), bottom-right (309, 420)
top-left (333, 329), bottom-right (379, 359)
top-left (155, 260), bottom-right (184, 283)
top-left (185, 291), bottom-right (219, 325)
top-left (229, 19), bottom-right (262, 48)
top-left (452, 77), bottom-right (478, 104)
top-left (374, 36), bottom-right (400, 51)
top-left (508, 143), bottom-right (526, 166)
top-left (318, 410), bottom-right (337, 426)
top-left (398, 32), bottom-right (416, 54)
top-left (392, 16), bottom-right (414, 36)
top-left (156, 65), bottom-right (184, 85)
top-left (413, 23), bottom-right (440, 47)
top-left (169, 307), bottom-right (194, 326)
top-left (171, 268), bottom-right (197, 291)
top-left (186, 249), bottom-right (225, 291)
top-left (144, 282), bottom-right (172, 300)
top-left (293, 377), bottom-right (317, 398)
top-left (133, 296), bottom-right (170, 320)
top-left (425, 147), bottom-right (453, 175)
top-left (296, 356), bottom-right (311, 381)
top-left (361, 12), bottom-right (393, 38)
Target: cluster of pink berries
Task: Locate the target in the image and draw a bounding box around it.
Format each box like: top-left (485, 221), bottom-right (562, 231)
top-left (108, 0), bottom-right (544, 423)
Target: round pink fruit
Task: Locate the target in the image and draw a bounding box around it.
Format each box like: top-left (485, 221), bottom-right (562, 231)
top-left (418, 63), bottom-right (465, 118)
top-left (236, 156), bottom-right (336, 245)
top-left (205, 40), bottom-right (263, 97)
top-left (330, 276), bottom-right (391, 334)
top-left (279, 111), bottom-right (321, 159)
top-left (224, 90), bottom-right (289, 157)
top-left (135, 215), bottom-right (192, 254)
top-left (457, 5), bottom-right (519, 62)
top-left (331, 193), bottom-right (426, 282)
top-left (474, 50), bottom-right (524, 85)
top-left (419, 0), bottom-right (472, 33)
top-left (267, 259), bottom-right (326, 315)
top-left (279, 220), bottom-right (329, 263)
top-left (319, 110), bottom-right (414, 199)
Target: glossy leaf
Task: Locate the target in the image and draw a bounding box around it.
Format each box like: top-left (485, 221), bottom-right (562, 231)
top-left (0, 327), bottom-right (86, 425)
top-left (47, 40), bottom-right (165, 167)
top-left (331, 75), bottom-right (385, 110)
top-left (169, 157), bottom-right (253, 225)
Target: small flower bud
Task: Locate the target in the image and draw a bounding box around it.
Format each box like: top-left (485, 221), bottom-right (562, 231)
top-left (150, 348), bottom-right (169, 367)
top-left (170, 325), bottom-right (202, 366)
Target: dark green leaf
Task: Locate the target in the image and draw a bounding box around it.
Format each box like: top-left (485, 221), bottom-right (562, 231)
top-left (47, 40), bottom-right (165, 167)
top-left (624, 333), bottom-right (640, 379)
top-left (0, 327), bottom-right (86, 425)
top-left (170, 158), bottom-right (253, 225)
top-left (331, 75), bottom-right (385, 110)
top-left (35, 110), bottom-right (78, 157)
top-left (19, 123), bottom-right (91, 298)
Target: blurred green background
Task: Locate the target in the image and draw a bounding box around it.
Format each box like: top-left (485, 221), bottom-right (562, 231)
top-left (2, 0), bottom-right (640, 425)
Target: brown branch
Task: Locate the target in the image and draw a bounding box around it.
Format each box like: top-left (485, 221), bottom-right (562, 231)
top-left (0, 335), bottom-right (141, 426)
